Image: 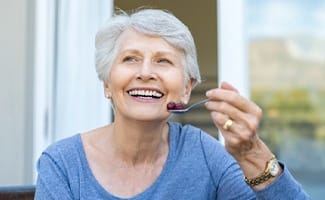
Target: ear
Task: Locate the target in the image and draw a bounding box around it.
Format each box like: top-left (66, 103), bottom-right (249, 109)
top-left (180, 78), bottom-right (195, 104)
top-left (103, 82), bottom-right (112, 99)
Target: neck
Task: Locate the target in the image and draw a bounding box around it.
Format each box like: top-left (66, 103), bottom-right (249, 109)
top-left (108, 119), bottom-right (169, 166)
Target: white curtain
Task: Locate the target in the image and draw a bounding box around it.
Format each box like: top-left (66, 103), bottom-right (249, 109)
top-left (53, 0), bottom-right (113, 140)
top-left (33, 0), bottom-right (113, 181)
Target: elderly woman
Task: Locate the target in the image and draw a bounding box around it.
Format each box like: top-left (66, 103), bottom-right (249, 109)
top-left (35, 9), bottom-right (309, 199)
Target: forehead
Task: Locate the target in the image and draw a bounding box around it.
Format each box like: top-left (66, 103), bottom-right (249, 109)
top-left (116, 29), bottom-right (181, 55)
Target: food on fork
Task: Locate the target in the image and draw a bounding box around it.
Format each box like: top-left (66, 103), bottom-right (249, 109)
top-left (167, 102), bottom-right (185, 110)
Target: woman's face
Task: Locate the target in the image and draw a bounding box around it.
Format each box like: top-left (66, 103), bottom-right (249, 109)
top-left (105, 29), bottom-right (193, 121)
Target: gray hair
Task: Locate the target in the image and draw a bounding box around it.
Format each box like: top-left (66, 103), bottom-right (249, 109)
top-left (95, 8), bottom-right (201, 87)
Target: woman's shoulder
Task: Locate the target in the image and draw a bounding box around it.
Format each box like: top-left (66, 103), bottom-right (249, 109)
top-left (168, 121), bottom-right (226, 154)
top-left (41, 134), bottom-right (82, 159)
top-left (169, 121), bottom-right (220, 142)
top-left (168, 121), bottom-right (238, 176)
top-left (168, 121), bottom-right (202, 136)
top-left (37, 134), bottom-right (84, 177)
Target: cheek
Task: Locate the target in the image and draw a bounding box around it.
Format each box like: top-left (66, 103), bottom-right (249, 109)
top-left (164, 70), bottom-right (187, 93)
top-left (108, 67), bottom-right (131, 90)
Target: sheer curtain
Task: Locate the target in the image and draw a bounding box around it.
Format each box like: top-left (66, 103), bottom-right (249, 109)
top-left (53, 0), bottom-right (113, 140)
top-left (33, 0), bottom-right (113, 179)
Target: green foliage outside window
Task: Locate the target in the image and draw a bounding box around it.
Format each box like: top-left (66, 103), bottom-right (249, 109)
top-left (252, 88), bottom-right (325, 155)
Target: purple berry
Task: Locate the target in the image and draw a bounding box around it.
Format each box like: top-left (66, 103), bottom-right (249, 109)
top-left (174, 103), bottom-right (185, 110)
top-left (167, 102), bottom-right (176, 110)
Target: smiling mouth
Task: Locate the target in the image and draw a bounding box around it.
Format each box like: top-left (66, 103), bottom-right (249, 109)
top-left (127, 89), bottom-right (164, 99)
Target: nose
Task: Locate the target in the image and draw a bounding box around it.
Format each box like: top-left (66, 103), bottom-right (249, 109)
top-left (136, 61), bottom-right (156, 81)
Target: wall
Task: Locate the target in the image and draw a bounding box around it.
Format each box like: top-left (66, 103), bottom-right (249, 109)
top-left (0, 0), bottom-right (34, 185)
top-left (115, 0), bottom-right (218, 79)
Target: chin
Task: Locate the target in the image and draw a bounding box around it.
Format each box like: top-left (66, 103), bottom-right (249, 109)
top-left (129, 111), bottom-right (169, 122)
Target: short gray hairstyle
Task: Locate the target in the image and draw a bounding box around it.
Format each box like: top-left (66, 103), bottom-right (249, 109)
top-left (95, 8), bottom-right (201, 87)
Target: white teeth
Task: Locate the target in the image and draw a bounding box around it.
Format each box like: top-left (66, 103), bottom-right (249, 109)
top-left (153, 91), bottom-right (162, 97)
top-left (128, 90), bottom-right (163, 98)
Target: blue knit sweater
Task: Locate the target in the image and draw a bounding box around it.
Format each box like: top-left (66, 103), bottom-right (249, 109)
top-left (35, 122), bottom-right (309, 199)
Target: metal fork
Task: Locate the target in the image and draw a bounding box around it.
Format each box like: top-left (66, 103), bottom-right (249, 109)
top-left (167, 99), bottom-right (209, 114)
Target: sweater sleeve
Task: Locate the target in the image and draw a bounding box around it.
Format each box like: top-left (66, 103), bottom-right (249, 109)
top-left (35, 152), bottom-right (74, 200)
top-left (255, 163), bottom-right (311, 200)
top-left (200, 131), bottom-right (311, 200)
top-left (199, 131), bottom-right (256, 200)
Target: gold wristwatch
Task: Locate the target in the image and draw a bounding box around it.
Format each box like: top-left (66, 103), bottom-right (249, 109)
top-left (244, 155), bottom-right (280, 186)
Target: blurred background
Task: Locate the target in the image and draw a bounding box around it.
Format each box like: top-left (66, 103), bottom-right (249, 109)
top-left (246, 1), bottom-right (325, 198)
top-left (0, 0), bottom-right (324, 199)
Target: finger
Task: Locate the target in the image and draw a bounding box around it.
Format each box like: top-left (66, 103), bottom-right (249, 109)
top-left (210, 111), bottom-right (229, 130)
top-left (210, 111), bottom-right (258, 151)
top-left (210, 112), bottom-right (257, 152)
top-left (205, 100), bottom-right (247, 124)
top-left (220, 81), bottom-right (239, 93)
top-left (210, 111), bottom-right (242, 135)
top-left (206, 88), bottom-right (262, 118)
top-left (210, 112), bottom-right (245, 148)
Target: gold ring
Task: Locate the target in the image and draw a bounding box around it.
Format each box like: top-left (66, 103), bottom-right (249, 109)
top-left (223, 119), bottom-right (233, 131)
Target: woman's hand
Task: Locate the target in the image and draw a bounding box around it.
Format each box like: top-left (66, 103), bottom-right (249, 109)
top-left (205, 81), bottom-right (279, 188)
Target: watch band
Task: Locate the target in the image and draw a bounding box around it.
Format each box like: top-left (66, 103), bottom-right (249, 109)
top-left (244, 171), bottom-right (272, 186)
top-left (244, 156), bottom-right (278, 186)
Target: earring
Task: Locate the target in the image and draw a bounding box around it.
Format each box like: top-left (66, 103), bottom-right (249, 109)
top-left (105, 92), bottom-right (112, 99)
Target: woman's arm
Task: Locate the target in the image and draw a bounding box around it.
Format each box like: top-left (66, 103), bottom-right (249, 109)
top-left (35, 153), bottom-right (74, 200)
top-left (205, 81), bottom-right (310, 199)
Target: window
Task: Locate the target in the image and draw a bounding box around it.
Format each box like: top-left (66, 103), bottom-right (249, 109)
top-left (245, 1), bottom-right (325, 199)
top-left (218, 0), bottom-right (325, 199)
top-left (219, 0), bottom-right (324, 198)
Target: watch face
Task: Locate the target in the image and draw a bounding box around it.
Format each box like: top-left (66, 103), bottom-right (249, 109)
top-left (269, 159), bottom-right (279, 176)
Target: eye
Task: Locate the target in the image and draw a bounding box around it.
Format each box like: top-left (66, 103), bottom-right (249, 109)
top-left (122, 56), bottom-right (138, 63)
top-left (157, 58), bottom-right (173, 64)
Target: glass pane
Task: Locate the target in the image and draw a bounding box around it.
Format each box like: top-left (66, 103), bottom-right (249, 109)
top-left (245, 1), bottom-right (325, 199)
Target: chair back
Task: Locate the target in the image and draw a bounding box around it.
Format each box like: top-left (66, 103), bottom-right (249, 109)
top-left (0, 185), bottom-right (35, 200)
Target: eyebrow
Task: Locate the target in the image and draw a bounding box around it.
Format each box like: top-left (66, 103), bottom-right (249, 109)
top-left (155, 51), bottom-right (176, 57)
top-left (117, 49), bottom-right (139, 56)
top-left (120, 49), bottom-right (176, 56)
